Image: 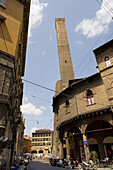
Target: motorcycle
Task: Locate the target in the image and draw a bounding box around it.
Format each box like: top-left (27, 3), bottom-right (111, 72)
top-left (61, 159), bottom-right (69, 168)
top-left (70, 159), bottom-right (81, 169)
top-left (10, 163), bottom-right (20, 170)
top-left (82, 160), bottom-right (97, 170)
top-left (50, 158), bottom-right (56, 166)
top-left (100, 157), bottom-right (109, 167)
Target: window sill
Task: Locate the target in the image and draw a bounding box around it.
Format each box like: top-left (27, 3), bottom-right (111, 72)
top-left (86, 103), bottom-right (96, 107)
top-left (0, 4), bottom-right (6, 9)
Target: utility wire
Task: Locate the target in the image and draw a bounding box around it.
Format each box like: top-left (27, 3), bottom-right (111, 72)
top-left (76, 18), bottom-right (112, 76)
top-left (22, 78), bottom-right (77, 98)
top-left (96, 0), bottom-right (113, 17)
top-left (77, 18), bottom-right (112, 77)
top-left (102, 0), bottom-right (113, 14)
top-left (23, 91), bottom-right (51, 103)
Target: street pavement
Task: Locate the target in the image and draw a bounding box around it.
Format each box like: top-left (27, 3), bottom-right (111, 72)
top-left (27, 161), bottom-right (69, 170)
top-left (27, 161), bottom-right (113, 170)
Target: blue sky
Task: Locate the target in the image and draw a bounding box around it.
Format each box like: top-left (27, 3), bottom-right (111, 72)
top-left (20, 0), bottom-right (113, 137)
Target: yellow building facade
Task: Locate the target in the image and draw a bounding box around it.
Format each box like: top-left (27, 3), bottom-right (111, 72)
top-left (31, 129), bottom-right (53, 158)
top-left (0, 0), bottom-right (30, 169)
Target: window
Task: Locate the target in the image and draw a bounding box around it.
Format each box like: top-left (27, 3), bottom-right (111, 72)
top-left (87, 89), bottom-right (95, 105)
top-left (105, 56), bottom-right (111, 67)
top-left (65, 100), bottom-right (70, 113)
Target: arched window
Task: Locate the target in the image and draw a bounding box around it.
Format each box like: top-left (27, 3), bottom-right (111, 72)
top-left (105, 56), bottom-right (111, 67)
top-left (87, 89), bottom-right (95, 105)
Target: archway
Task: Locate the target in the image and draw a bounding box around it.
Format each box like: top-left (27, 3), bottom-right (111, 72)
top-left (86, 120), bottom-right (113, 159)
top-left (88, 138), bottom-right (100, 159)
top-left (31, 150), bottom-right (37, 154)
top-left (39, 150), bottom-right (43, 153)
top-left (68, 126), bottom-right (82, 161)
top-left (103, 136), bottom-right (113, 158)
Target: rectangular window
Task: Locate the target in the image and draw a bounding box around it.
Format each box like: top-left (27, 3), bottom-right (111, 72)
top-left (65, 100), bottom-right (70, 114)
top-left (91, 97), bottom-right (95, 104)
top-left (106, 60), bottom-right (111, 67)
top-left (88, 98), bottom-right (91, 105)
top-left (88, 97), bottom-right (95, 105)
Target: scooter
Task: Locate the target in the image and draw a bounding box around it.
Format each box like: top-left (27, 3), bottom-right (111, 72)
top-left (10, 163), bottom-right (20, 170)
top-left (70, 159), bottom-right (81, 169)
top-left (82, 160), bottom-right (97, 170)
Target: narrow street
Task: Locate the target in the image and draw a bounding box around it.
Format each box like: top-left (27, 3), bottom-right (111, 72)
top-left (27, 161), bottom-right (112, 170)
top-left (27, 161), bottom-right (69, 170)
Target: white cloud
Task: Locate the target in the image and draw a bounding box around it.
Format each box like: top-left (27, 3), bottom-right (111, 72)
top-left (21, 103), bottom-right (42, 115)
top-left (28, 0), bottom-right (48, 37)
top-left (75, 0), bottom-right (113, 38)
top-left (40, 105), bottom-right (46, 110)
top-left (30, 127), bottom-right (37, 132)
top-left (76, 40), bottom-right (83, 46)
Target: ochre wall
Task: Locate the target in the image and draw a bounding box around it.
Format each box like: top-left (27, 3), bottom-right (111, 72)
top-left (0, 0), bottom-right (24, 57)
top-left (55, 75), bottom-right (111, 128)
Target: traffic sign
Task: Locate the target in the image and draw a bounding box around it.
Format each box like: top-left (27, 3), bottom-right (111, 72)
top-left (83, 141), bottom-right (87, 145)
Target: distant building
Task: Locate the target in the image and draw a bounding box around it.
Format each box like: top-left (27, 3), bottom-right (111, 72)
top-left (0, 0), bottom-right (30, 169)
top-left (23, 135), bottom-right (31, 153)
top-left (53, 18), bottom-right (113, 161)
top-left (31, 129), bottom-right (53, 157)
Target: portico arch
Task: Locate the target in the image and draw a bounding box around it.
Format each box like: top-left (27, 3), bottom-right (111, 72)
top-left (103, 136), bottom-right (113, 158)
top-left (31, 150), bottom-right (37, 154)
top-left (67, 125), bottom-right (82, 161)
top-left (86, 120), bottom-right (113, 159)
top-left (39, 150), bottom-right (43, 153)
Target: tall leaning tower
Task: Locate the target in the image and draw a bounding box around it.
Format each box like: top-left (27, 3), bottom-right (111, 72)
top-left (55, 18), bottom-right (75, 92)
top-left (52, 18), bottom-right (75, 157)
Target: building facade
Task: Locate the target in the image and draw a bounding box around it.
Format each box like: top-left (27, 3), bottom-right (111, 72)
top-left (31, 129), bottom-right (53, 157)
top-left (23, 135), bottom-right (31, 154)
top-left (0, 0), bottom-right (30, 169)
top-left (15, 115), bottom-right (25, 157)
top-left (53, 18), bottom-right (113, 162)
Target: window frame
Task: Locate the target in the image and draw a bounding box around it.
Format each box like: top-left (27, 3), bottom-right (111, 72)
top-left (104, 55), bottom-right (111, 67)
top-left (65, 100), bottom-right (70, 114)
top-left (86, 89), bottom-right (95, 106)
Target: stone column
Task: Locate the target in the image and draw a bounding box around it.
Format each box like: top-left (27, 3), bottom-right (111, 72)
top-left (66, 137), bottom-right (70, 160)
top-left (82, 133), bottom-right (89, 161)
top-left (59, 140), bottom-right (63, 159)
top-left (97, 138), bottom-right (105, 159)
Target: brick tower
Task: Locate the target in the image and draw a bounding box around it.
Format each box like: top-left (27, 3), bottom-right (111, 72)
top-left (55, 18), bottom-right (75, 91)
